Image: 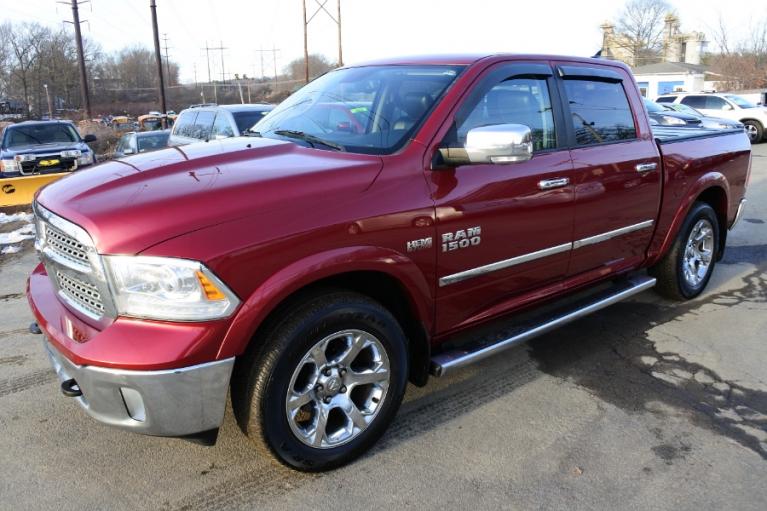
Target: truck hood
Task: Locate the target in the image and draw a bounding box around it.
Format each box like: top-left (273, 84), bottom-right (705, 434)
top-left (37, 137), bottom-right (384, 254)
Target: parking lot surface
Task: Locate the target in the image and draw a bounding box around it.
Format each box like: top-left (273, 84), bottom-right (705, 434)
top-left (1, 145), bottom-right (765, 511)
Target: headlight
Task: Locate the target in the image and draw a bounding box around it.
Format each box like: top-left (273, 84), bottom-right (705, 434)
top-left (0, 159), bottom-right (19, 172)
top-left (77, 151), bottom-right (93, 165)
top-left (16, 154), bottom-right (36, 162)
top-left (662, 116), bottom-right (687, 126)
top-left (103, 255), bottom-right (240, 321)
top-left (61, 150), bottom-right (81, 158)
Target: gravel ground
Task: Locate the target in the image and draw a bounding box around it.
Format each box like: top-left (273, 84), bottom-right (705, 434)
top-left (0, 144), bottom-right (765, 511)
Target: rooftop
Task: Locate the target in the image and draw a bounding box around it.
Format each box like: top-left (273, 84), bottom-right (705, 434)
top-left (632, 62), bottom-right (708, 75)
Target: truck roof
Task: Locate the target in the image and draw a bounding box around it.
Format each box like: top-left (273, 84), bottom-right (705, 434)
top-left (347, 53), bottom-right (630, 70)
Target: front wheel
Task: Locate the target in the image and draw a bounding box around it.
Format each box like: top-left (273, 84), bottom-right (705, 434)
top-left (743, 120), bottom-right (764, 144)
top-left (650, 202), bottom-right (720, 300)
top-left (232, 292), bottom-right (408, 471)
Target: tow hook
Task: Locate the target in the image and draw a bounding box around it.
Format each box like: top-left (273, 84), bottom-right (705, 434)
top-left (61, 378), bottom-right (83, 398)
top-left (29, 322), bottom-right (42, 335)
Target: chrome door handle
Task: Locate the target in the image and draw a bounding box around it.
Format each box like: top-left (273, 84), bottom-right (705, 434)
top-left (538, 177), bottom-right (570, 190)
top-left (635, 162), bottom-right (658, 173)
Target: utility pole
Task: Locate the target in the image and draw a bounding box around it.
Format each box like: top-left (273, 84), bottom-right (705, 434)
top-left (255, 46), bottom-right (280, 81)
top-left (68, 0), bottom-right (91, 119)
top-left (218, 41), bottom-right (227, 83)
top-left (337, 0), bottom-right (343, 66)
top-left (302, 0), bottom-right (344, 83)
top-left (161, 33), bottom-right (172, 86)
top-left (43, 84), bottom-right (53, 119)
top-left (302, 0), bottom-right (309, 84)
top-left (202, 42), bottom-right (212, 83)
top-left (149, 0), bottom-right (167, 125)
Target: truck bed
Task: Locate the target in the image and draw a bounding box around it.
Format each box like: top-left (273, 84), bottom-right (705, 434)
top-left (652, 126), bottom-right (745, 144)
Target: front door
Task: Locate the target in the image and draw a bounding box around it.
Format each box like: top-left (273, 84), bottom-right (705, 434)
top-left (429, 61), bottom-right (576, 333)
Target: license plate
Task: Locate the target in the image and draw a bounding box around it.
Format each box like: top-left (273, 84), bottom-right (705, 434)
top-left (39, 159), bottom-right (60, 167)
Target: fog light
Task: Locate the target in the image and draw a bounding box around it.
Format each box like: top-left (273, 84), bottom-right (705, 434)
top-left (120, 387), bottom-right (146, 422)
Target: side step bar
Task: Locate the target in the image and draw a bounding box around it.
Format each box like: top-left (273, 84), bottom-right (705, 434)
top-left (430, 275), bottom-right (657, 377)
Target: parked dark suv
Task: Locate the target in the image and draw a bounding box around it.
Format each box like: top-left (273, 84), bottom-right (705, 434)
top-left (169, 104), bottom-right (274, 146)
top-left (0, 120), bottom-right (96, 177)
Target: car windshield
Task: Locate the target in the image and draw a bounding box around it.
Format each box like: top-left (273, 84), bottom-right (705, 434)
top-left (233, 111), bottom-right (271, 133)
top-left (644, 99), bottom-right (665, 113)
top-left (137, 132), bottom-right (169, 151)
top-left (6, 123), bottom-right (80, 147)
top-left (253, 65), bottom-right (464, 154)
top-left (724, 95), bottom-right (757, 109)
top-left (668, 103), bottom-right (702, 116)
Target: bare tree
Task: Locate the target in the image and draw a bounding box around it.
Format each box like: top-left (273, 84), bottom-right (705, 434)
top-left (615, 0), bottom-right (673, 66)
top-left (285, 54), bottom-right (335, 81)
top-left (708, 16), bottom-right (767, 90)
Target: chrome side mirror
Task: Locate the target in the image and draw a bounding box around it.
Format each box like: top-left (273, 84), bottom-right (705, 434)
top-left (465, 124), bottom-right (533, 164)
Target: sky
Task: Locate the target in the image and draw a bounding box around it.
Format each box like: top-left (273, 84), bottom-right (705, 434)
top-left (2, 0), bottom-right (766, 83)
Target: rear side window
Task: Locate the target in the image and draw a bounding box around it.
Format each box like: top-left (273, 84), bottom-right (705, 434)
top-left (680, 96), bottom-right (707, 109)
top-left (174, 111), bottom-right (198, 138)
top-left (191, 111), bottom-right (215, 140)
top-left (212, 114), bottom-right (235, 139)
top-left (563, 80), bottom-right (636, 146)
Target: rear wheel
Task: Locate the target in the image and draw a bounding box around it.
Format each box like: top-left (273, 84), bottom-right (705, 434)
top-left (650, 202), bottom-right (720, 300)
top-left (232, 291), bottom-right (408, 471)
top-left (743, 120), bottom-right (763, 143)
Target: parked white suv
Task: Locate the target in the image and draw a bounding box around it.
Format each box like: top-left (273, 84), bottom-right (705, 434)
top-left (169, 104), bottom-right (274, 147)
top-left (656, 93), bottom-right (767, 143)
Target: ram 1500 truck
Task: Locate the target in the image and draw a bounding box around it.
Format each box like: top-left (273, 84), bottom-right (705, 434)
top-left (27, 54), bottom-right (751, 471)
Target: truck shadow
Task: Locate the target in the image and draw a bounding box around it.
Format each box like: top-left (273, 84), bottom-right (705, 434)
top-left (375, 254), bottom-right (767, 462)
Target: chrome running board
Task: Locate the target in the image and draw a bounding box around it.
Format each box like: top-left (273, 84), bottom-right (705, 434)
top-left (430, 275), bottom-right (657, 377)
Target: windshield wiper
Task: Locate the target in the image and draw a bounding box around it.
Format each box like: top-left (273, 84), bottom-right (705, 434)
top-left (272, 130), bottom-right (345, 151)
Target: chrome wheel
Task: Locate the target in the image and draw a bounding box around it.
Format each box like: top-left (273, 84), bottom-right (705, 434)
top-left (683, 219), bottom-right (714, 287)
top-left (285, 329), bottom-right (390, 449)
top-left (745, 124), bottom-right (759, 142)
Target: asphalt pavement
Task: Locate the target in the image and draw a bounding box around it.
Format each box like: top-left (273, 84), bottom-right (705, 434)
top-left (0, 144), bottom-right (765, 511)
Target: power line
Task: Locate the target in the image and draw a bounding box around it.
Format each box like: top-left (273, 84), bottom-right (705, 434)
top-left (302, 0), bottom-right (343, 83)
top-left (255, 46), bottom-right (281, 81)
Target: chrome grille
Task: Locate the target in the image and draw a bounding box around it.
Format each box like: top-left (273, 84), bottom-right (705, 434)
top-left (44, 223), bottom-right (89, 266)
top-left (56, 271), bottom-right (105, 316)
top-left (34, 202), bottom-right (115, 323)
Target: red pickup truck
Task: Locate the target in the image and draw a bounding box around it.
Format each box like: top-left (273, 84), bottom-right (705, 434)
top-left (27, 54), bottom-right (750, 471)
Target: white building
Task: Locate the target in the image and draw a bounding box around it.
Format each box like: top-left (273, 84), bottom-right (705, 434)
top-left (632, 62), bottom-right (708, 100)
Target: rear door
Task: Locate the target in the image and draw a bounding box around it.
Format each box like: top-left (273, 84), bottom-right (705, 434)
top-left (555, 63), bottom-right (662, 277)
top-left (432, 61), bottom-right (576, 332)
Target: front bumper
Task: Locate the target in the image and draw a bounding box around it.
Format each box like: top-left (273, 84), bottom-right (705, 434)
top-left (28, 263), bottom-right (236, 437)
top-left (43, 338), bottom-right (233, 436)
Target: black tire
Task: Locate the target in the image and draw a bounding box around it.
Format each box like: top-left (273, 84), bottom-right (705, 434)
top-left (231, 291), bottom-right (408, 471)
top-left (743, 120), bottom-right (764, 144)
top-left (650, 202), bottom-right (720, 300)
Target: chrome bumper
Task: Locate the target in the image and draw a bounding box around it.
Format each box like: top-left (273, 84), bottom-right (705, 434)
top-left (43, 339), bottom-right (234, 436)
top-left (730, 198), bottom-right (747, 230)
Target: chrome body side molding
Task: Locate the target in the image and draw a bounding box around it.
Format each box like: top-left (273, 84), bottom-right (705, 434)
top-left (572, 220), bottom-right (654, 249)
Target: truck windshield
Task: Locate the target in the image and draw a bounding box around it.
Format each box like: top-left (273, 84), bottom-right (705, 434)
top-left (253, 65), bottom-right (464, 154)
top-left (6, 124), bottom-right (80, 148)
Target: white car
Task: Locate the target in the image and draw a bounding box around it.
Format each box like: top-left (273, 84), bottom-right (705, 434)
top-left (656, 93), bottom-right (767, 143)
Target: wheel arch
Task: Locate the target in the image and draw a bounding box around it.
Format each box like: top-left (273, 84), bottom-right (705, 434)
top-left (219, 247), bottom-right (434, 387)
top-left (649, 174), bottom-right (730, 265)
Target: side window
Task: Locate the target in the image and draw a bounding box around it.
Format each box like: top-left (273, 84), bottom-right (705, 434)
top-left (680, 96), bottom-right (707, 109)
top-left (174, 111), bottom-right (197, 138)
top-left (456, 77), bottom-right (557, 152)
top-left (116, 135), bottom-right (128, 153)
top-left (655, 96), bottom-right (675, 103)
top-left (705, 96), bottom-right (729, 110)
top-left (191, 111), bottom-right (215, 140)
top-left (563, 80), bottom-right (636, 146)
top-left (211, 114), bottom-right (234, 139)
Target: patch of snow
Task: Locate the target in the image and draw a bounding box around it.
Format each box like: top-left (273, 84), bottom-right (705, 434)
top-left (0, 224), bottom-right (36, 245)
top-left (1, 245), bottom-right (22, 254)
top-left (0, 212), bottom-right (33, 224)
